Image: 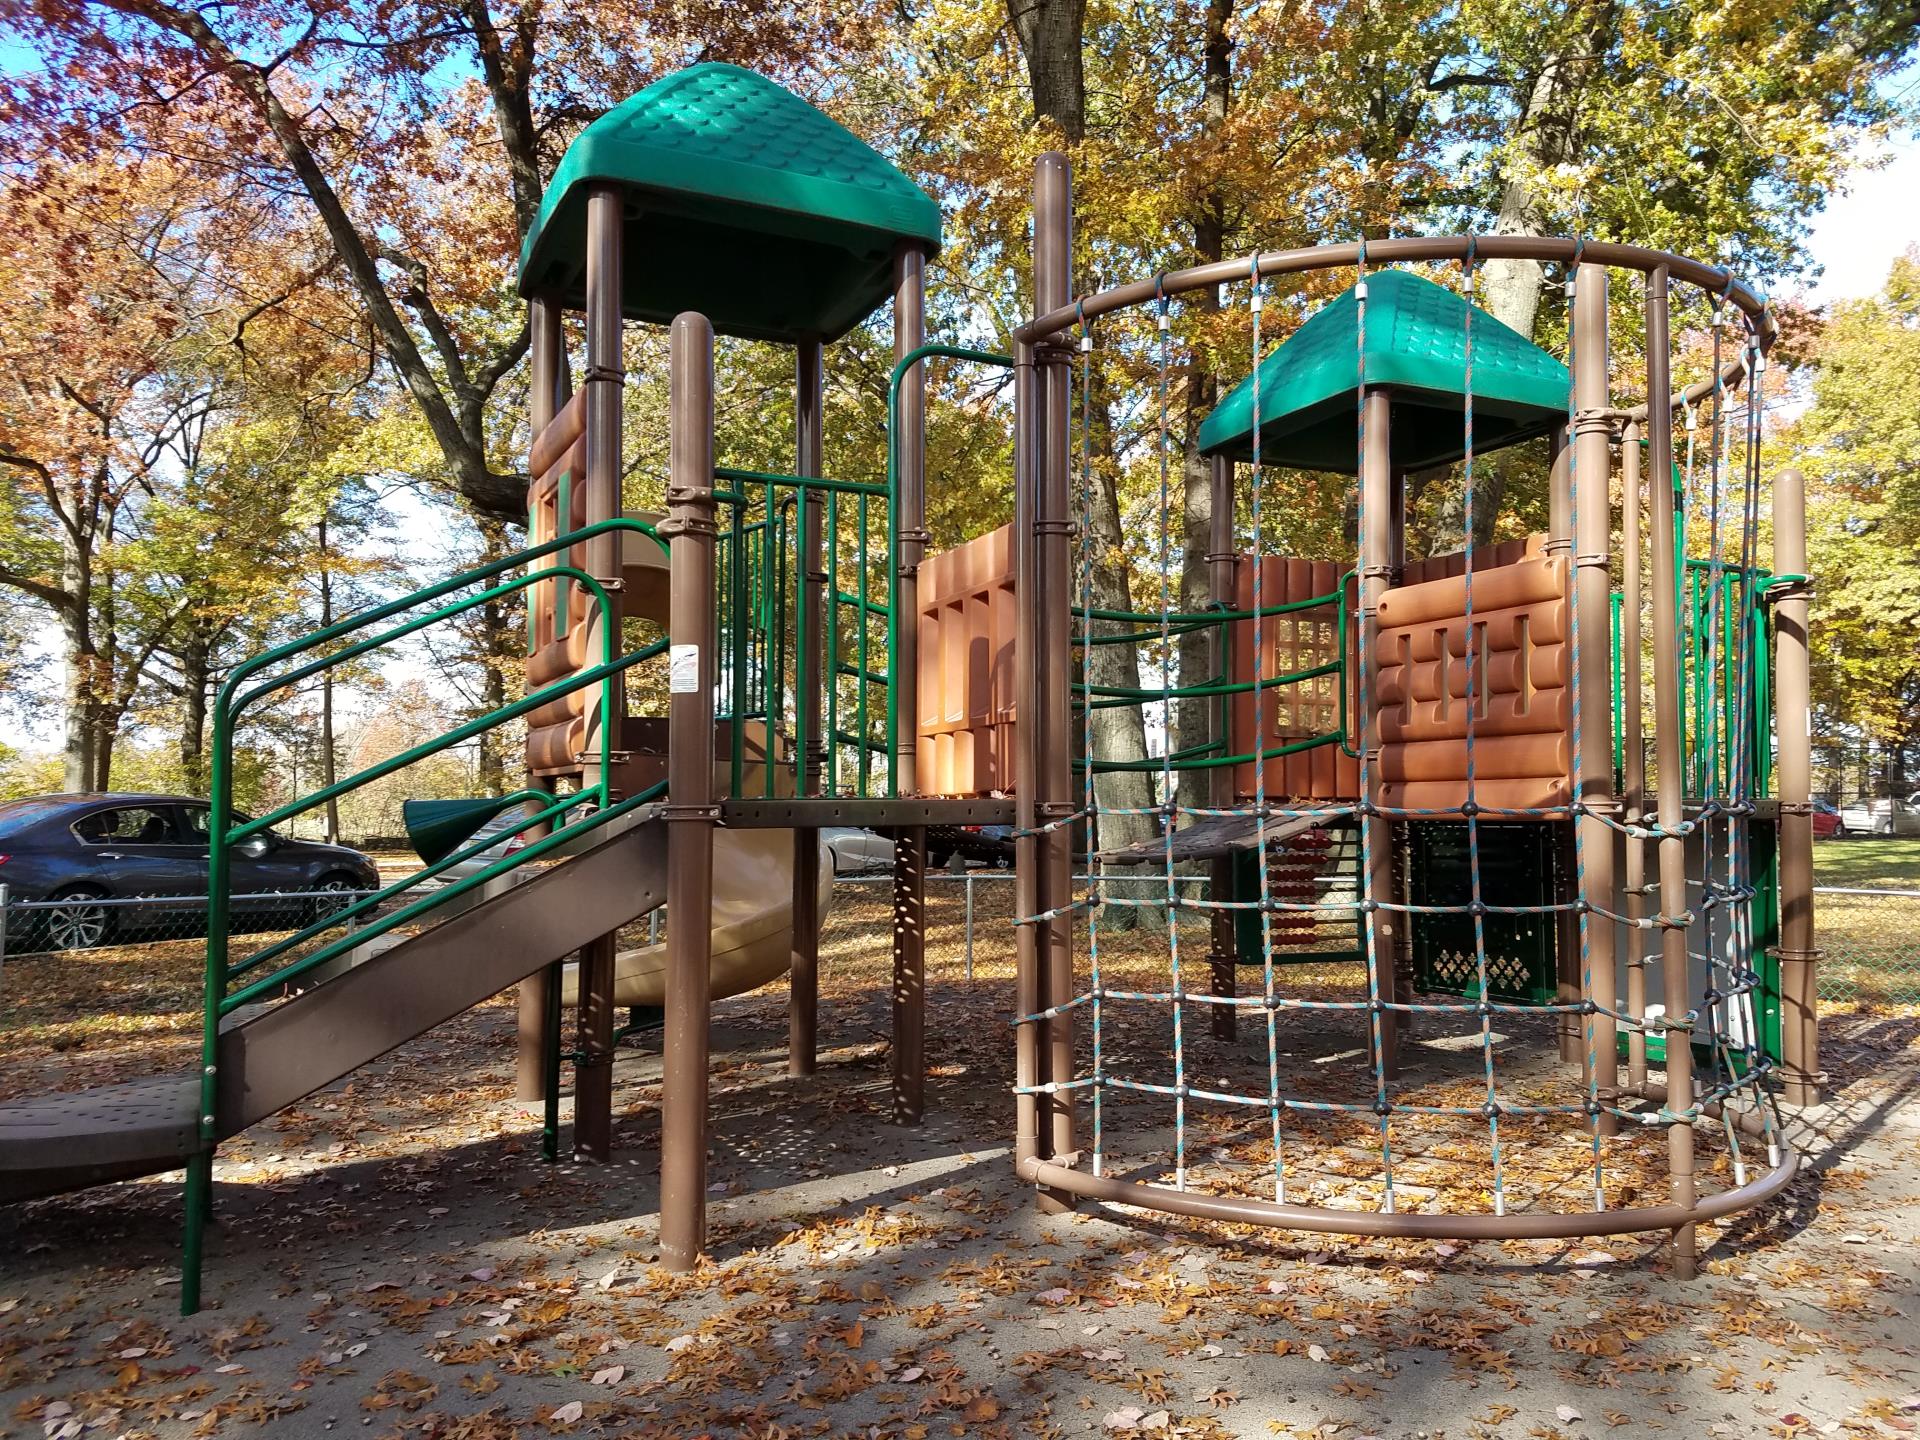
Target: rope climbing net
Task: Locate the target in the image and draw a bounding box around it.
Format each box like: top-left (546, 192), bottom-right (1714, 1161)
top-left (1010, 234), bottom-right (1801, 1256)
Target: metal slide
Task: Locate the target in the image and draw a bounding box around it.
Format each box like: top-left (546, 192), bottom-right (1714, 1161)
top-left (0, 807), bottom-right (667, 1204)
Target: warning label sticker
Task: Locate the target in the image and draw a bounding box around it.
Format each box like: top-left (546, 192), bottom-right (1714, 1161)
top-left (669, 644), bottom-right (700, 694)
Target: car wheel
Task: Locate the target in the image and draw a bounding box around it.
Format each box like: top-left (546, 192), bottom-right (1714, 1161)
top-left (308, 874), bottom-right (367, 929)
top-left (44, 888), bottom-right (111, 951)
top-left (1877, 820), bottom-right (1894, 838)
top-left (995, 851), bottom-right (1012, 869)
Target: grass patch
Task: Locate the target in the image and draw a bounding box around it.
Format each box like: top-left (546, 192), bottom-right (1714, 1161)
top-left (1815, 838), bottom-right (1920, 890)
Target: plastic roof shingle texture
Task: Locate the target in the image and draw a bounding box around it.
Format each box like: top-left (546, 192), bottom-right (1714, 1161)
top-left (518, 64), bottom-right (941, 342)
top-left (1197, 269), bottom-right (1571, 472)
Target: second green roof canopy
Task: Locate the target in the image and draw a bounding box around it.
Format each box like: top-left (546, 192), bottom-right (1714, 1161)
top-left (518, 65), bottom-right (942, 344)
top-left (1196, 269), bottom-right (1570, 473)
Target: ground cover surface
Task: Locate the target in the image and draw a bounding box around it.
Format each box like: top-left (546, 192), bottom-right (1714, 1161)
top-left (4, 880), bottom-right (1919, 1439)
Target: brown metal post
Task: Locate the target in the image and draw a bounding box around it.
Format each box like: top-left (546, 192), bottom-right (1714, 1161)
top-left (1035, 152), bottom-right (1078, 1182)
top-left (659, 312), bottom-right (718, 1271)
top-left (1773, 465), bottom-right (1819, 1106)
top-left (1359, 386), bottom-right (1400, 1071)
top-left (892, 243), bottom-right (929, 1126)
top-left (1571, 263), bottom-right (1620, 1132)
top-left (1547, 431), bottom-right (1582, 1060)
top-left (1621, 421), bottom-right (1648, 1091)
top-left (1208, 454), bottom-right (1238, 1040)
top-left (518, 293), bottom-right (564, 1105)
top-left (790, 339), bottom-right (825, 1079)
top-left (1012, 336), bottom-right (1045, 1180)
top-left (1646, 268), bottom-right (1697, 1276)
top-left (572, 185), bottom-right (626, 1161)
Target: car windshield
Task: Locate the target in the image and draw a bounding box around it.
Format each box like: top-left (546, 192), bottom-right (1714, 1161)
top-left (0, 797), bottom-right (70, 841)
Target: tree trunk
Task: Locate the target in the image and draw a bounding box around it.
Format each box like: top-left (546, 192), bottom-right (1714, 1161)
top-left (178, 630), bottom-right (211, 795)
top-left (58, 533), bottom-right (96, 792)
top-left (93, 704), bottom-right (122, 791)
top-left (1007, 0), bottom-right (1087, 140)
top-left (1476, 14), bottom-right (1611, 342)
top-left (475, 516), bottom-right (516, 798)
top-left (1175, 0), bottom-right (1234, 824)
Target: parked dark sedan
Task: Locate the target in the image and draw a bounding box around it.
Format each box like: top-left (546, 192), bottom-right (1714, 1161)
top-left (0, 793), bottom-right (380, 951)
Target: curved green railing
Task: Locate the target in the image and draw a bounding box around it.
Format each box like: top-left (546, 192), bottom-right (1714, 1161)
top-left (1069, 575), bottom-right (1354, 774)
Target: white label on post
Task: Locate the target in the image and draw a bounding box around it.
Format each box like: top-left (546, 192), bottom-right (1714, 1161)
top-left (669, 643), bottom-right (700, 694)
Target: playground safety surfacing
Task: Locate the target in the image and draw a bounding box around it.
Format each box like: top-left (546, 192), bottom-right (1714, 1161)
top-left (4, 883), bottom-right (1919, 1439)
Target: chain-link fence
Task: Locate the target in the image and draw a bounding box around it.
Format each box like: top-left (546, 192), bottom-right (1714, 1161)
top-left (1814, 887), bottom-right (1920, 1010)
top-left (0, 884), bottom-right (379, 963)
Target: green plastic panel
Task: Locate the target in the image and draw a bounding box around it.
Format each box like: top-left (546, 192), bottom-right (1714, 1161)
top-left (1198, 269), bottom-right (1570, 473)
top-left (402, 796), bottom-right (527, 866)
top-left (1228, 844), bottom-right (1365, 969)
top-left (1410, 821), bottom-right (1561, 1006)
top-left (518, 64), bottom-right (942, 343)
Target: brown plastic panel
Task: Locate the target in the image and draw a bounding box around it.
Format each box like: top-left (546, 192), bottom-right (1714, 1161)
top-left (214, 813), bottom-right (667, 1134)
top-left (530, 388), bottom-right (587, 479)
top-left (1373, 536), bottom-right (1571, 808)
top-left (917, 522), bottom-right (1016, 796)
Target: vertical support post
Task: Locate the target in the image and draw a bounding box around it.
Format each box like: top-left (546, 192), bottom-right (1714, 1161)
top-left (1646, 268), bottom-right (1697, 1276)
top-left (572, 184), bottom-right (626, 1163)
top-left (790, 340), bottom-right (825, 1079)
top-left (1571, 262), bottom-right (1620, 1132)
top-left (1359, 386), bottom-right (1400, 1072)
top-left (1012, 333), bottom-right (1046, 1184)
top-left (659, 311), bottom-right (718, 1272)
top-left (1548, 433), bottom-right (1582, 1060)
top-left (1208, 454), bottom-right (1237, 1039)
top-left (1621, 421), bottom-right (1649, 1092)
top-left (964, 871), bottom-right (976, 982)
top-left (1773, 465), bottom-right (1819, 1106)
top-left (891, 244), bottom-right (930, 1126)
top-left (1035, 152), bottom-right (1078, 1186)
top-left (518, 293), bottom-right (565, 1105)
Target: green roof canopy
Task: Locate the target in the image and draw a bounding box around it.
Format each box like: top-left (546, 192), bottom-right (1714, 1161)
top-left (1196, 269), bottom-right (1570, 473)
top-left (518, 65), bottom-right (942, 344)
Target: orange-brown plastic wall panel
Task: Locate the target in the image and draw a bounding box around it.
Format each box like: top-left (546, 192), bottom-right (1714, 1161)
top-left (1230, 558), bottom-right (1351, 801)
top-left (916, 523), bottom-right (1016, 796)
top-left (1373, 535), bottom-right (1571, 812)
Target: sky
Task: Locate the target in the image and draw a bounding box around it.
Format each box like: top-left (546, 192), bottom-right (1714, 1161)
top-left (1801, 128), bottom-right (1919, 305)
top-left (3, 108), bottom-right (1917, 757)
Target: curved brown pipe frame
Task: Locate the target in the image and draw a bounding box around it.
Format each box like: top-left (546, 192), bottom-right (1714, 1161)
top-left (1019, 1145), bottom-right (1798, 1242)
top-left (1010, 200), bottom-right (1796, 1255)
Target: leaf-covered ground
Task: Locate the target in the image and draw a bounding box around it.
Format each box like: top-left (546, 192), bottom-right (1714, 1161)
top-left (4, 880), bottom-right (1919, 1439)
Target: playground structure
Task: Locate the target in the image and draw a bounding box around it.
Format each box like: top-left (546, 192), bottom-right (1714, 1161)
top-left (0, 64), bottom-right (1817, 1306)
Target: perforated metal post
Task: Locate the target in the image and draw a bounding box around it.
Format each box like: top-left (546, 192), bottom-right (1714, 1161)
top-left (1773, 466), bottom-right (1819, 1106)
top-left (519, 292), bottom-right (564, 1105)
top-left (1208, 453), bottom-right (1238, 1040)
top-left (1621, 421), bottom-right (1649, 1091)
top-left (790, 339), bottom-right (824, 1079)
top-left (659, 311), bottom-right (718, 1271)
top-left (573, 185), bottom-right (625, 1162)
top-left (892, 242), bottom-right (929, 1125)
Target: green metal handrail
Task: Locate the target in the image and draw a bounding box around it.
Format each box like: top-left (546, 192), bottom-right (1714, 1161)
top-left (186, 515), bottom-right (673, 1315)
